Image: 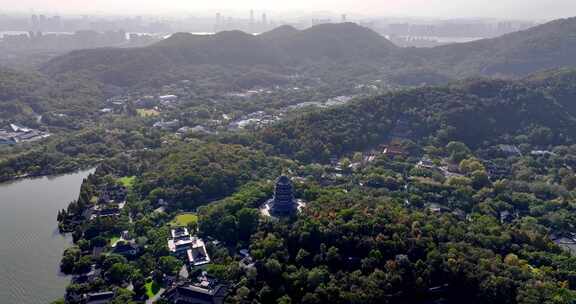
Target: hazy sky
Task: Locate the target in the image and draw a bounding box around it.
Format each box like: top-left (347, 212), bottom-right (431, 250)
top-left (2, 0), bottom-right (575, 19)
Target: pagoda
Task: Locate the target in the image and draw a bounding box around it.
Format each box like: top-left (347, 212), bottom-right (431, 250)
top-left (270, 175), bottom-right (297, 216)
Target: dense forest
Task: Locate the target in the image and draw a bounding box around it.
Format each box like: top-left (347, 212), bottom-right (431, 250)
top-left (131, 142), bottom-right (289, 210)
top-left (215, 187), bottom-right (576, 304)
top-left (253, 72), bottom-right (576, 162)
top-left (0, 67), bottom-right (105, 127)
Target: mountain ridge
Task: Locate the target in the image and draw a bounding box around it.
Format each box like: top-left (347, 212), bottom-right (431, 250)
top-left (41, 17), bottom-right (576, 87)
top-left (416, 16), bottom-right (576, 77)
top-left (40, 23), bottom-right (398, 86)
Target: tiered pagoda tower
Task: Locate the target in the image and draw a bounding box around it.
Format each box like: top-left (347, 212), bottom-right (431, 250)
top-left (270, 175), bottom-right (296, 216)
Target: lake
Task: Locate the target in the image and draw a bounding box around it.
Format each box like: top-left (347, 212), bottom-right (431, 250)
top-left (0, 169), bottom-right (94, 304)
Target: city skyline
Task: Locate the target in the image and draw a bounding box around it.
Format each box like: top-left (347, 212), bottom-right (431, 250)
top-left (0, 0), bottom-right (575, 20)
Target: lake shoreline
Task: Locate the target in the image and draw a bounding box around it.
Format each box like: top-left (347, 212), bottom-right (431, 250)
top-left (0, 165), bottom-right (97, 185)
top-left (0, 169), bottom-right (95, 304)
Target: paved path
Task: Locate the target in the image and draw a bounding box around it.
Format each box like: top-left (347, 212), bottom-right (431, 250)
top-left (146, 288), bottom-right (166, 304)
top-left (179, 265), bottom-right (189, 280)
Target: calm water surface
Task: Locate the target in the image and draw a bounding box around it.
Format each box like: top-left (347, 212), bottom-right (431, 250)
top-left (0, 170), bottom-right (93, 304)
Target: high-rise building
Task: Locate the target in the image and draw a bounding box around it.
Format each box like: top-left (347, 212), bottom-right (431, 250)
top-left (38, 14), bottom-right (46, 30)
top-left (53, 15), bottom-right (62, 30)
top-left (30, 14), bottom-right (39, 30)
top-left (215, 13), bottom-right (221, 31)
top-left (341, 14), bottom-right (347, 23)
top-left (249, 10), bottom-right (255, 32)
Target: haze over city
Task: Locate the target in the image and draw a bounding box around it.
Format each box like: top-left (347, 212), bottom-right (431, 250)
top-left (1, 0), bottom-right (575, 19)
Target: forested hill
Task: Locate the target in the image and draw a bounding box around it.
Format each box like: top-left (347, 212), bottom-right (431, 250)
top-left (41, 23), bottom-right (397, 87)
top-left (155, 23), bottom-right (398, 62)
top-left (0, 67), bottom-right (104, 127)
top-left (0, 68), bottom-right (43, 100)
top-left (258, 70), bottom-right (576, 162)
top-left (524, 68), bottom-right (576, 116)
top-left (411, 16), bottom-right (576, 77)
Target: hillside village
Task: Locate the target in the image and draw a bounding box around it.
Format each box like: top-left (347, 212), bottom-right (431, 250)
top-left (0, 123), bottom-right (50, 145)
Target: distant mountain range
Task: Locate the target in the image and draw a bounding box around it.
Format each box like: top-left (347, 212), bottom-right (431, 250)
top-left (42, 17), bottom-right (576, 88)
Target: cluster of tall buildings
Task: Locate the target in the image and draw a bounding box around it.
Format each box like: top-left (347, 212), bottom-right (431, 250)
top-left (380, 20), bottom-right (537, 38)
top-left (0, 13), bottom-right (168, 54)
top-left (213, 10), bottom-right (356, 34)
top-left (0, 14), bottom-right (171, 34)
top-left (0, 30), bottom-right (159, 51)
top-left (30, 14), bottom-right (63, 32)
top-left (214, 10), bottom-right (276, 33)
